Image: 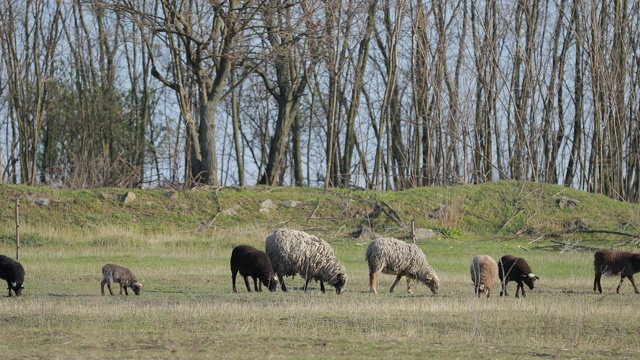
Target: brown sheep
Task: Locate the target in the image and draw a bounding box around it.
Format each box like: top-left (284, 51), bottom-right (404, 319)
top-left (470, 255), bottom-right (498, 298)
top-left (101, 264), bottom-right (143, 296)
top-left (498, 255), bottom-right (539, 298)
top-left (231, 245), bottom-right (279, 292)
top-left (593, 249), bottom-right (640, 294)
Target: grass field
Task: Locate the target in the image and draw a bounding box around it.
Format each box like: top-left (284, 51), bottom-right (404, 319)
top-left (1, 226), bottom-right (639, 359)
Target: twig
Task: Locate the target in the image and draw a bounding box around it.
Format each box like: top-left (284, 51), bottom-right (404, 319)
top-left (203, 187), bottom-right (223, 231)
top-left (498, 209), bottom-right (524, 233)
top-left (379, 201), bottom-right (405, 229)
top-left (549, 239), bottom-right (599, 251)
top-left (528, 236), bottom-right (544, 244)
top-left (203, 212), bottom-right (220, 231)
top-left (305, 199), bottom-right (322, 228)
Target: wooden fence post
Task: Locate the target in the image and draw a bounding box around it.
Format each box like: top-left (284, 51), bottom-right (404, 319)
top-left (15, 198), bottom-right (20, 260)
top-left (411, 219), bottom-right (416, 244)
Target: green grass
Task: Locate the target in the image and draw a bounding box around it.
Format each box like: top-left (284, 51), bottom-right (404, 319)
top-left (3, 181), bottom-right (640, 239)
top-left (1, 229), bottom-right (640, 359)
top-left (1, 182), bottom-right (640, 358)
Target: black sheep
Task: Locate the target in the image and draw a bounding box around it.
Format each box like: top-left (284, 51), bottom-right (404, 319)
top-left (0, 255), bottom-right (25, 297)
top-left (498, 255), bottom-right (538, 298)
top-left (231, 245), bottom-right (278, 292)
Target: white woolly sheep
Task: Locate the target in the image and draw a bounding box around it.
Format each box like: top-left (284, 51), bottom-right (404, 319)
top-left (230, 245), bottom-right (279, 292)
top-left (265, 228), bottom-right (347, 294)
top-left (498, 255), bottom-right (539, 298)
top-left (0, 255), bottom-right (25, 297)
top-left (366, 237), bottom-right (440, 295)
top-left (594, 249), bottom-right (640, 294)
top-left (101, 264), bottom-right (143, 296)
top-left (470, 255), bottom-right (498, 298)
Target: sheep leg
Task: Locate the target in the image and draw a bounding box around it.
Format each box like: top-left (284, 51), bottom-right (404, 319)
top-left (123, 284), bottom-right (129, 296)
top-left (320, 281), bottom-right (326, 293)
top-left (628, 275), bottom-right (640, 294)
top-left (6, 281), bottom-right (11, 297)
top-left (280, 276), bottom-right (288, 292)
top-left (303, 277), bottom-right (311, 292)
top-left (253, 277), bottom-right (262, 292)
top-left (389, 274), bottom-right (403, 293)
top-left (243, 275), bottom-right (252, 292)
top-left (594, 272), bottom-right (603, 293)
top-left (500, 280), bottom-right (509, 297)
top-left (515, 283), bottom-right (522, 298)
top-left (106, 282), bottom-right (115, 296)
top-left (405, 277), bottom-right (414, 294)
top-left (101, 280), bottom-right (107, 296)
top-left (232, 270), bottom-right (238, 292)
top-left (616, 276), bottom-right (626, 294)
top-left (369, 272), bottom-right (378, 294)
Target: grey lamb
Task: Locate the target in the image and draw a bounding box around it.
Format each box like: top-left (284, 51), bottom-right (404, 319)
top-left (101, 263), bottom-right (143, 296)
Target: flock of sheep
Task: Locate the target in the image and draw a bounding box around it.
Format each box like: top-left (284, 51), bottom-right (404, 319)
top-left (1, 228), bottom-right (640, 298)
top-left (228, 228), bottom-right (640, 298)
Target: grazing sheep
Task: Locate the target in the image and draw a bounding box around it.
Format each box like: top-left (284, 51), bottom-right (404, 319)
top-left (366, 237), bottom-right (440, 295)
top-left (101, 264), bottom-right (143, 296)
top-left (470, 255), bottom-right (498, 298)
top-left (593, 249), bottom-right (640, 294)
top-left (0, 255), bottom-right (25, 297)
top-left (498, 255), bottom-right (539, 298)
top-left (230, 245), bottom-right (279, 293)
top-left (265, 228), bottom-right (347, 294)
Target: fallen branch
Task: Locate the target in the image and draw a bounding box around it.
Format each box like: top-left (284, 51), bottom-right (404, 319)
top-left (533, 240), bottom-right (600, 252)
top-left (202, 187), bottom-right (223, 231)
top-left (499, 209), bottom-right (524, 233)
top-left (305, 199), bottom-right (322, 228)
top-left (568, 229), bottom-right (638, 238)
top-left (378, 201), bottom-right (405, 230)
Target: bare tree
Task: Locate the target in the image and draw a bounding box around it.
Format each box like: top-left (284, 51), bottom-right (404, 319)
top-left (0, 0), bottom-right (62, 185)
top-left (254, 0), bottom-right (319, 186)
top-left (113, 0), bottom-right (253, 187)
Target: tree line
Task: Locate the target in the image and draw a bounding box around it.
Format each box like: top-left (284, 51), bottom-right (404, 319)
top-left (0, 0), bottom-right (639, 202)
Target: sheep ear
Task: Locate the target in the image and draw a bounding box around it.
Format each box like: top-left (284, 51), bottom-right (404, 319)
top-left (528, 273), bottom-right (538, 279)
top-left (11, 282), bottom-right (16, 287)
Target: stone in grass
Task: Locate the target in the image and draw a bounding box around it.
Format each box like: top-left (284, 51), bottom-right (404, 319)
top-left (121, 191), bottom-right (137, 204)
top-left (282, 200), bottom-right (301, 208)
top-left (260, 199), bottom-right (278, 209)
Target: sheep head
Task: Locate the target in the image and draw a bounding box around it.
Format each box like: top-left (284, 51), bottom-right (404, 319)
top-left (131, 282), bottom-right (143, 295)
top-left (522, 273), bottom-right (539, 290)
top-left (332, 273), bottom-right (347, 295)
top-left (268, 275), bottom-right (279, 292)
top-left (419, 273), bottom-right (440, 295)
top-left (9, 282), bottom-right (23, 296)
